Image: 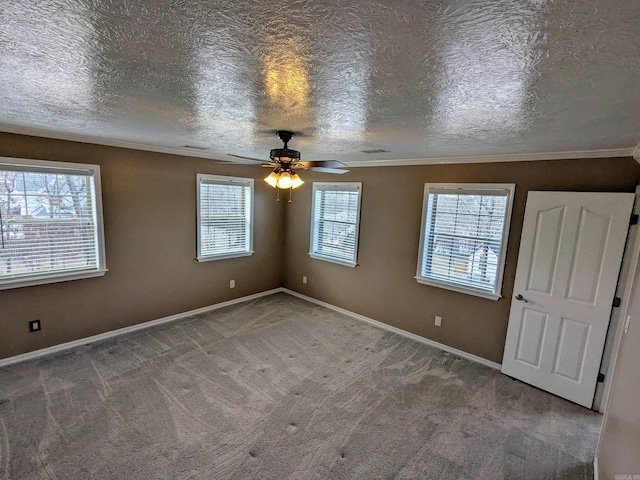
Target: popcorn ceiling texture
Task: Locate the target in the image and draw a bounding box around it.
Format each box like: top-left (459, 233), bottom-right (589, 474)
top-left (0, 0), bottom-right (638, 162)
top-left (0, 293), bottom-right (600, 479)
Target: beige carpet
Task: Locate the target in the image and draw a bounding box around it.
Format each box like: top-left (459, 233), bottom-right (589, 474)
top-left (0, 292), bottom-right (601, 479)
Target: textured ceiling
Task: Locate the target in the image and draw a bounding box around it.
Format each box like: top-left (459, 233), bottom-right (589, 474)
top-left (0, 0), bottom-right (638, 165)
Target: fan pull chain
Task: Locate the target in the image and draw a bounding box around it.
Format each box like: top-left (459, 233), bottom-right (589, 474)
top-left (276, 187), bottom-right (280, 202)
top-left (289, 187), bottom-right (293, 203)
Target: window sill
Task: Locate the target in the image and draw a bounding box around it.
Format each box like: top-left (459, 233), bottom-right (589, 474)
top-left (0, 269), bottom-right (108, 291)
top-left (197, 251), bottom-right (254, 262)
top-left (309, 253), bottom-right (357, 268)
top-left (415, 276), bottom-right (501, 301)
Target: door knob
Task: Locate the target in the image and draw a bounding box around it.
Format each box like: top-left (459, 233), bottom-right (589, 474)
top-left (515, 294), bottom-right (529, 303)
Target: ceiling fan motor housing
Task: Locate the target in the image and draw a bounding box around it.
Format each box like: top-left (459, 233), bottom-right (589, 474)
top-left (270, 148), bottom-right (301, 163)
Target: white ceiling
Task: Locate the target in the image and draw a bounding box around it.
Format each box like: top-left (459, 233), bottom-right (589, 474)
top-left (0, 0), bottom-right (638, 166)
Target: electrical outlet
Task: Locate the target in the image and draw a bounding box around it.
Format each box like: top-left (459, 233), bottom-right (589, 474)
top-left (229, 280), bottom-right (235, 288)
top-left (29, 320), bottom-right (41, 332)
top-left (434, 316), bottom-right (442, 327)
top-left (302, 276), bottom-right (307, 284)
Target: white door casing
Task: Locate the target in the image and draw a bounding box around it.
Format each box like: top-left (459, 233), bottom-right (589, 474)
top-left (502, 192), bottom-right (634, 408)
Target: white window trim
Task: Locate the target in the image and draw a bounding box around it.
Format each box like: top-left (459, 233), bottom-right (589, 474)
top-left (415, 183), bottom-right (515, 301)
top-left (0, 157), bottom-right (107, 290)
top-left (309, 182), bottom-right (363, 267)
top-left (0, 269), bottom-right (107, 291)
top-left (196, 174), bottom-right (254, 262)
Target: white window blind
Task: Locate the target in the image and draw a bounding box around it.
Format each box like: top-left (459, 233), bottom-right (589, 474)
top-left (416, 184), bottom-right (515, 300)
top-left (310, 182), bottom-right (362, 267)
top-left (0, 158), bottom-right (106, 290)
top-left (197, 174), bottom-right (253, 261)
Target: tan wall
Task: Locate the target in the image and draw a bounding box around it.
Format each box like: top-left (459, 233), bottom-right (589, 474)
top-left (283, 157), bottom-right (640, 363)
top-left (0, 133), bottom-right (284, 359)
top-left (597, 261), bottom-right (640, 477)
top-left (2, 134), bottom-right (638, 366)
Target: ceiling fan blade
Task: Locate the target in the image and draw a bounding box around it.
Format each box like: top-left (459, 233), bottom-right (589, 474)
top-left (298, 160), bottom-right (347, 168)
top-left (227, 153), bottom-right (267, 163)
top-left (210, 162), bottom-right (277, 168)
top-left (308, 167), bottom-right (350, 174)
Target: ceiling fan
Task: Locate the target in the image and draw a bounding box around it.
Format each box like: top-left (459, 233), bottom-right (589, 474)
top-left (227, 130), bottom-right (349, 191)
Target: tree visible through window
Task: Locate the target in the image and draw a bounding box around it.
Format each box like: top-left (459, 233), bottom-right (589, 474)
top-left (0, 159), bottom-right (106, 289)
top-left (197, 175), bottom-right (253, 261)
top-left (416, 184), bottom-right (515, 299)
top-left (310, 182), bottom-right (362, 267)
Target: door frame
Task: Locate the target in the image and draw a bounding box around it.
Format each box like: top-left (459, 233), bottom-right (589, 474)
top-left (593, 185), bottom-right (640, 412)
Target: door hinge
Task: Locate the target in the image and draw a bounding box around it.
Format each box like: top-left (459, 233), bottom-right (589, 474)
top-left (631, 214), bottom-right (639, 225)
top-left (597, 372), bottom-right (605, 383)
top-left (613, 297), bottom-right (622, 308)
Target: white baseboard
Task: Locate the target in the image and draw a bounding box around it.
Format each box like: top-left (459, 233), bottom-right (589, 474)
top-left (1, 287), bottom-right (501, 372)
top-left (0, 288), bottom-right (284, 368)
top-left (282, 288), bottom-right (502, 371)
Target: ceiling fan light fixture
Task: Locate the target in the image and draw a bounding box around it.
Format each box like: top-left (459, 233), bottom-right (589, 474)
top-left (264, 170), bottom-right (304, 190)
top-left (264, 171), bottom-right (279, 187)
top-left (276, 171), bottom-right (293, 189)
top-left (290, 172), bottom-right (304, 189)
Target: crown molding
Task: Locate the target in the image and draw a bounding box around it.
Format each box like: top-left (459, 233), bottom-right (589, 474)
top-left (0, 123), bottom-right (229, 161)
top-left (345, 148), bottom-right (636, 167)
top-left (0, 123), bottom-right (636, 167)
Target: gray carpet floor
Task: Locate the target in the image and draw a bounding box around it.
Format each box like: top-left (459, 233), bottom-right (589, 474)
top-left (0, 293), bottom-right (601, 479)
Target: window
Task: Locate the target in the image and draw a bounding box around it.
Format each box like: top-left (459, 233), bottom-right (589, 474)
top-left (0, 157), bottom-right (106, 290)
top-left (310, 182), bottom-right (362, 267)
top-left (197, 174), bottom-right (253, 261)
top-left (416, 183), bottom-right (515, 300)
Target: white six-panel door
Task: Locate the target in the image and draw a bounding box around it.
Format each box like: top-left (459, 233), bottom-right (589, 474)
top-left (502, 192), bottom-right (634, 408)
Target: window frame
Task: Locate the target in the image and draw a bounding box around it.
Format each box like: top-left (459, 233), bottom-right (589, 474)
top-left (309, 181), bottom-right (363, 268)
top-left (0, 157), bottom-right (107, 290)
top-left (415, 183), bottom-right (515, 300)
top-left (196, 174), bottom-right (254, 262)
